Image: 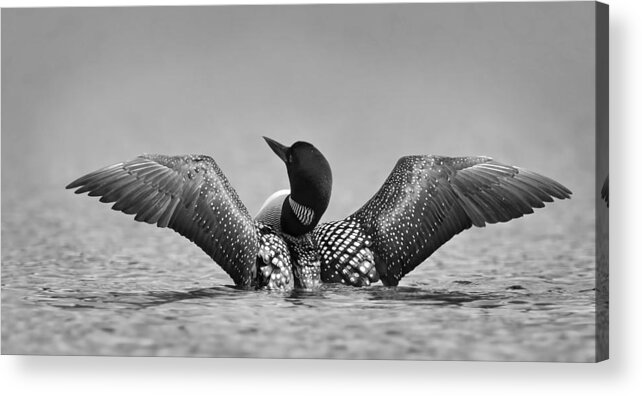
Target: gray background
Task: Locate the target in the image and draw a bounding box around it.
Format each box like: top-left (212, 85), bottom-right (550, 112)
top-left (1, 3), bottom-right (599, 362)
top-left (2, 3), bottom-right (594, 218)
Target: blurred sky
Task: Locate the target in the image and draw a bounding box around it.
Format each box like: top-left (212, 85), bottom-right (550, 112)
top-left (2, 3), bottom-right (596, 219)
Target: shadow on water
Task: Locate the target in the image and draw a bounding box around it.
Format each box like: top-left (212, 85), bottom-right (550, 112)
top-left (282, 284), bottom-right (510, 309)
top-left (30, 283), bottom-right (509, 311)
top-left (30, 285), bottom-right (244, 310)
top-left (364, 286), bottom-right (502, 306)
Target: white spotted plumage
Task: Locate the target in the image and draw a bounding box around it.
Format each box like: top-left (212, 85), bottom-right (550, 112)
top-left (313, 220), bottom-right (378, 286)
top-left (67, 154), bottom-right (314, 290)
top-left (316, 155), bottom-right (571, 286)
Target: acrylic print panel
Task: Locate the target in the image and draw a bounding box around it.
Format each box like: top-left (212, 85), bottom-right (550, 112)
top-left (1, 2), bottom-right (608, 361)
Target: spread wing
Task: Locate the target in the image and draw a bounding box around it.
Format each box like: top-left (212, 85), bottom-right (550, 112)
top-left (66, 154), bottom-right (260, 287)
top-left (317, 156), bottom-right (571, 286)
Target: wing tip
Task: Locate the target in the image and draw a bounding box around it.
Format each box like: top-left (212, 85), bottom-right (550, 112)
top-left (517, 168), bottom-right (573, 200)
top-left (552, 184), bottom-right (573, 200)
top-left (66, 178), bottom-right (86, 190)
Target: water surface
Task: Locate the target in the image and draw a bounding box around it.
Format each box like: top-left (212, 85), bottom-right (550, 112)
top-left (2, 186), bottom-right (596, 361)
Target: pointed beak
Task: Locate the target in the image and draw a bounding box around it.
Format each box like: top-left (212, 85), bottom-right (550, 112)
top-left (263, 136), bottom-right (289, 163)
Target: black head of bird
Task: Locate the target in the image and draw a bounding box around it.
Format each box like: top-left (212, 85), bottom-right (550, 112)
top-left (263, 136), bottom-right (332, 236)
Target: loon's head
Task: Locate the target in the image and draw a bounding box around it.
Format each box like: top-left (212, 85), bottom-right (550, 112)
top-left (263, 136), bottom-right (332, 236)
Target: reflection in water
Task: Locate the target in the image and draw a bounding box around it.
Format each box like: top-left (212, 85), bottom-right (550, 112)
top-left (364, 286), bottom-right (498, 305)
top-left (32, 286), bottom-right (242, 310)
top-left (31, 283), bottom-right (559, 313)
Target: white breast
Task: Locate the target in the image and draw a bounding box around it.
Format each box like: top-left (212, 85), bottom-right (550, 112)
top-left (255, 189), bottom-right (290, 231)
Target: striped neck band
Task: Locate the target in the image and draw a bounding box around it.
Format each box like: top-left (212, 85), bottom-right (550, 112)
top-left (289, 197), bottom-right (315, 226)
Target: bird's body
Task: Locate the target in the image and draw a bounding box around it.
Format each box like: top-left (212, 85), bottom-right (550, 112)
top-left (67, 138), bottom-right (572, 290)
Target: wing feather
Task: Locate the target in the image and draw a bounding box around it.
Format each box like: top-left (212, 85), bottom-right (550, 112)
top-left (66, 154), bottom-right (259, 287)
top-left (335, 155), bottom-right (572, 285)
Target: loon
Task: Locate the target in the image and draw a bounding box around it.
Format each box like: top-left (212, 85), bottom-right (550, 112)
top-left (66, 137), bottom-right (571, 289)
